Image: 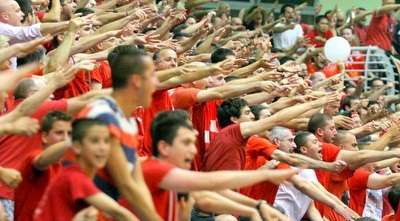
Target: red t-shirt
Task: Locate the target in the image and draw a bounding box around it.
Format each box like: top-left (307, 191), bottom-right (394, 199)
top-left (191, 100), bottom-right (221, 171)
top-left (348, 169), bottom-right (372, 216)
top-left (306, 29), bottom-right (334, 48)
top-left (365, 12), bottom-right (394, 51)
top-left (353, 24), bottom-right (369, 46)
top-left (202, 124), bottom-right (247, 171)
top-left (140, 89), bottom-right (173, 156)
top-left (90, 61), bottom-right (112, 89)
top-left (120, 158), bottom-right (176, 220)
top-left (396, 203), bottom-right (400, 220)
top-left (14, 149), bottom-right (61, 221)
top-left (0, 99), bottom-right (67, 200)
top-left (35, 11), bottom-right (45, 22)
top-left (239, 136), bottom-right (290, 204)
top-left (33, 165), bottom-right (101, 221)
top-left (169, 87), bottom-right (200, 113)
top-left (382, 214), bottom-right (396, 221)
top-left (54, 70), bottom-right (91, 99)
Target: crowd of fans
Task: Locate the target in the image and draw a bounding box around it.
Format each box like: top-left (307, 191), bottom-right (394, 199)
top-left (1, 0), bottom-right (400, 220)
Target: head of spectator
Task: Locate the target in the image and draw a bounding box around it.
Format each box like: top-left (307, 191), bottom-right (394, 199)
top-left (17, 49), bottom-right (46, 67)
top-left (71, 118), bottom-right (110, 169)
top-left (308, 113), bottom-right (337, 143)
top-left (181, 62), bottom-right (210, 90)
top-left (41, 111), bottom-right (73, 148)
top-left (90, 36), bottom-right (119, 53)
top-left (341, 27), bottom-right (355, 43)
top-left (270, 126), bottom-right (296, 153)
top-left (388, 184), bottom-right (400, 214)
top-left (231, 17), bottom-right (243, 26)
top-left (314, 53), bottom-right (329, 70)
top-left (72, 10), bottom-right (94, 38)
top-left (344, 84), bottom-right (356, 95)
top-left (0, 0), bottom-right (25, 26)
top-left (124, 21), bottom-right (142, 36)
top-left (355, 7), bottom-right (367, 27)
top-left (216, 2), bottom-right (230, 18)
top-left (333, 130), bottom-right (358, 151)
top-left (335, 10), bottom-right (346, 28)
top-left (244, 5), bottom-right (265, 30)
top-left (250, 105), bottom-right (271, 139)
top-left (341, 95), bottom-right (360, 111)
top-left (310, 71), bottom-right (327, 88)
top-left (293, 131), bottom-right (323, 160)
top-left (294, 9), bottom-right (302, 24)
top-left (324, 99), bottom-right (340, 116)
top-left (383, 0), bottom-right (395, 6)
top-left (173, 32), bottom-right (193, 42)
top-left (184, 16), bottom-right (196, 26)
top-left (280, 4), bottom-right (295, 25)
top-left (14, 78), bottom-right (53, 101)
top-left (153, 48), bottom-right (177, 71)
top-left (61, 0), bottom-right (77, 21)
top-left (315, 15), bottom-right (329, 35)
top-left (15, 0), bottom-right (34, 25)
top-left (367, 100), bottom-right (382, 115)
top-left (209, 48), bottom-right (235, 88)
top-left (341, 110), bottom-right (362, 128)
top-left (370, 78), bottom-right (384, 91)
top-left (217, 98), bottom-right (254, 129)
top-left (107, 45), bottom-right (158, 109)
top-left (151, 110), bottom-right (196, 169)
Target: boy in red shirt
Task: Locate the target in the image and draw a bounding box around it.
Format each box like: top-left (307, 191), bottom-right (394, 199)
top-left (34, 119), bottom-right (137, 221)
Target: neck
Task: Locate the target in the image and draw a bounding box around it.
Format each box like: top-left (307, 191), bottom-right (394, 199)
top-left (78, 159), bottom-right (97, 179)
top-left (112, 89), bottom-right (138, 118)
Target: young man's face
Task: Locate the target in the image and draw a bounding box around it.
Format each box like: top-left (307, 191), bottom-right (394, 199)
top-left (42, 120), bottom-right (72, 147)
top-left (390, 161), bottom-right (400, 173)
top-left (61, 0), bottom-right (77, 19)
top-left (321, 120), bottom-right (337, 143)
top-left (167, 127), bottom-right (197, 170)
top-left (236, 105), bottom-right (255, 123)
top-left (207, 74), bottom-right (226, 88)
top-left (341, 28), bottom-right (354, 42)
top-left (340, 133), bottom-right (358, 151)
top-left (304, 134), bottom-right (323, 160)
top-left (316, 18), bottom-right (329, 33)
top-left (138, 56), bottom-right (159, 109)
top-left (283, 6), bottom-right (295, 23)
top-left (324, 101), bottom-right (340, 116)
top-left (77, 125), bottom-right (111, 169)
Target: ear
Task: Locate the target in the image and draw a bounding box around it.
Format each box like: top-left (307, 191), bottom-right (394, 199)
top-left (72, 140), bottom-right (83, 155)
top-left (129, 74), bottom-right (142, 89)
top-left (96, 42), bottom-right (104, 51)
top-left (57, 34), bottom-right (64, 43)
top-left (316, 128), bottom-right (323, 138)
top-left (157, 140), bottom-right (170, 157)
top-left (230, 116), bottom-right (239, 124)
top-left (338, 144), bottom-right (344, 150)
top-left (0, 12), bottom-right (9, 21)
top-left (299, 146), bottom-right (307, 154)
top-left (42, 132), bottom-right (48, 145)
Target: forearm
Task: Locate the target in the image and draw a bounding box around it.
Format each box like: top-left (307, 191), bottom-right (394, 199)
top-left (216, 189), bottom-right (258, 207)
top-left (94, 0), bottom-right (118, 10)
top-left (195, 35), bottom-right (214, 54)
top-left (373, 158), bottom-right (400, 171)
top-left (192, 191), bottom-right (258, 218)
top-left (71, 32), bottom-right (114, 55)
top-left (182, 21), bottom-right (206, 34)
top-left (185, 0), bottom-right (211, 10)
top-left (43, 31), bottom-right (75, 74)
top-left (94, 17), bottom-right (130, 35)
top-left (347, 150), bottom-right (398, 170)
top-left (273, 25), bottom-right (291, 33)
top-left (243, 92), bottom-right (277, 105)
top-left (176, 33), bottom-right (203, 54)
top-left (39, 21), bottom-right (68, 36)
top-left (268, 98), bottom-right (299, 114)
top-left (205, 81), bottom-right (265, 102)
top-left (295, 181), bottom-right (337, 209)
top-left (363, 131), bottom-right (393, 151)
top-left (95, 12), bottom-right (126, 26)
top-left (368, 87), bottom-right (387, 101)
top-left (261, 19), bottom-right (280, 32)
top-left (157, 66), bottom-right (217, 90)
top-left (306, 203), bottom-right (324, 221)
top-left (154, 21), bottom-right (174, 40)
top-left (229, 60), bottom-right (260, 78)
top-left (76, 0), bottom-right (89, 9)
top-left (34, 141), bottom-right (68, 170)
top-left (288, 154), bottom-right (333, 171)
top-left (377, 4), bottom-right (400, 15)
top-left (281, 118), bottom-right (309, 130)
top-left (42, 0), bottom-right (61, 22)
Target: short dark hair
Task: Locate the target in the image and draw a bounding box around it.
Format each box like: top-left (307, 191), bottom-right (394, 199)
top-left (74, 7), bottom-right (95, 16)
top-left (280, 4), bottom-right (294, 14)
top-left (152, 48), bottom-right (174, 62)
top-left (15, 0), bottom-right (32, 23)
top-left (294, 131), bottom-right (313, 154)
top-left (217, 98), bottom-right (249, 128)
top-left (72, 118), bottom-right (108, 142)
top-left (151, 110), bottom-right (193, 157)
top-left (388, 184), bottom-right (400, 212)
top-left (315, 15), bottom-right (328, 24)
top-left (308, 113), bottom-right (332, 134)
top-left (249, 105), bottom-right (267, 121)
top-left (341, 95), bottom-right (358, 110)
top-left (42, 111), bottom-right (73, 133)
top-left (17, 49), bottom-right (45, 66)
top-left (107, 45), bottom-right (149, 90)
top-left (211, 48), bottom-right (235, 63)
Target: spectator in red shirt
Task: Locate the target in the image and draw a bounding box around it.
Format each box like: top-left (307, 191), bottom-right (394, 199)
top-left (306, 15), bottom-right (334, 48)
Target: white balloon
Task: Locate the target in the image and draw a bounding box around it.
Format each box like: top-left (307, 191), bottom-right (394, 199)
top-left (324, 36), bottom-right (351, 63)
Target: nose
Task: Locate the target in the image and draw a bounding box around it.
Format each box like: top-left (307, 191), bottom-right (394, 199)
top-left (61, 132), bottom-right (70, 141)
top-left (170, 61), bottom-right (177, 68)
top-left (191, 144), bottom-right (198, 155)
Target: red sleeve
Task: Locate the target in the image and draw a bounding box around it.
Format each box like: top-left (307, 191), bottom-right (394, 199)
top-left (246, 136), bottom-right (277, 160)
top-left (31, 99), bottom-right (68, 121)
top-left (35, 11), bottom-right (45, 22)
top-left (330, 166), bottom-right (353, 181)
top-left (170, 88), bottom-right (200, 109)
top-left (69, 170), bottom-right (101, 201)
top-left (142, 159), bottom-right (176, 191)
top-left (321, 142), bottom-right (341, 162)
top-left (349, 170), bottom-right (371, 191)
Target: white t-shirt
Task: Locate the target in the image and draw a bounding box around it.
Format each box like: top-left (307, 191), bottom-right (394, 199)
top-left (273, 22), bottom-right (303, 50)
top-left (274, 168), bottom-right (318, 220)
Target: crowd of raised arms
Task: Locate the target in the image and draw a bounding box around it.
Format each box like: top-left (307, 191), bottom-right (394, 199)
top-left (1, 0), bottom-right (400, 220)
